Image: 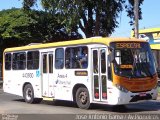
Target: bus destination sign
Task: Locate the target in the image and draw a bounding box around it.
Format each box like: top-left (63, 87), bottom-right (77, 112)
top-left (116, 43), bottom-right (141, 49)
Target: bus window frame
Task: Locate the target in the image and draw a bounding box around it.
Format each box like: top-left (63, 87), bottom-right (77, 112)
top-left (65, 46), bottom-right (88, 69)
top-left (55, 48), bottom-right (64, 69)
top-left (27, 50), bottom-right (40, 70)
top-left (12, 52), bottom-right (26, 70)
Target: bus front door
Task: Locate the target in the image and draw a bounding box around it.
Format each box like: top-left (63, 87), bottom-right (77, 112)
top-left (92, 48), bottom-right (108, 101)
top-left (41, 52), bottom-right (55, 98)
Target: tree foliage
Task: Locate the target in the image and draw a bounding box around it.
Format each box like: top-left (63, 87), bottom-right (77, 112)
top-left (0, 8), bottom-right (81, 59)
top-left (0, 8), bottom-right (81, 44)
top-left (125, 0), bottom-right (144, 26)
top-left (22, 0), bottom-right (144, 38)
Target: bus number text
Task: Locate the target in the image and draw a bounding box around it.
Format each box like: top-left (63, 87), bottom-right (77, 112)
top-left (22, 73), bottom-right (34, 78)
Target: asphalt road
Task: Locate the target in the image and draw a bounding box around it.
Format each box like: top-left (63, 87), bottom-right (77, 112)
top-left (0, 89), bottom-right (160, 120)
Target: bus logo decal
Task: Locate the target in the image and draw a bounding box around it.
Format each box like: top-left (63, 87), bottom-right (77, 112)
top-left (36, 70), bottom-right (40, 77)
top-left (55, 79), bottom-right (71, 85)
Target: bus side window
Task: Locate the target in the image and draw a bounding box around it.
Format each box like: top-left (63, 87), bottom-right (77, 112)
top-left (5, 53), bottom-right (12, 70)
top-left (27, 51), bottom-right (39, 70)
top-left (65, 46), bottom-right (88, 69)
top-left (19, 52), bottom-right (26, 70)
top-left (79, 47), bottom-right (88, 69)
top-left (12, 52), bottom-right (26, 70)
top-left (55, 48), bottom-right (64, 69)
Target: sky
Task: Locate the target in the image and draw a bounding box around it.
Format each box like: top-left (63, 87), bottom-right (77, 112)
top-left (0, 0), bottom-right (160, 38)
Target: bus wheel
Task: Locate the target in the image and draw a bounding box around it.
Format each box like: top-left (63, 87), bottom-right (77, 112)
top-left (23, 84), bottom-right (35, 103)
top-left (76, 87), bottom-right (90, 109)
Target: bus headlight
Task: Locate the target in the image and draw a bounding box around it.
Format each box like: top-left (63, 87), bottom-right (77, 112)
top-left (115, 84), bottom-right (128, 93)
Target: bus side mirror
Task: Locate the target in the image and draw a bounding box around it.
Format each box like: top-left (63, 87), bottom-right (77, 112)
top-left (108, 52), bottom-right (114, 63)
top-left (108, 46), bottom-right (114, 62)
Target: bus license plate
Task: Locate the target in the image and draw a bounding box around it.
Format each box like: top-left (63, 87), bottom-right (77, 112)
top-left (139, 93), bottom-right (146, 97)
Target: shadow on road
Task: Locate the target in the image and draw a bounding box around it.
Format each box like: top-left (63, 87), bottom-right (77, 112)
top-left (42, 100), bottom-right (78, 108)
top-left (12, 98), bottom-right (160, 113)
top-left (13, 99), bottom-right (25, 102)
top-left (89, 101), bottom-right (160, 113)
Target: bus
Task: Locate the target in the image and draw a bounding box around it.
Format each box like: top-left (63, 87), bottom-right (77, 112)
top-left (151, 44), bottom-right (160, 80)
top-left (131, 28), bottom-right (160, 78)
top-left (3, 37), bottom-right (158, 109)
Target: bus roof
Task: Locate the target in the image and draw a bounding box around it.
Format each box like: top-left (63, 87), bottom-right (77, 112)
top-left (150, 44), bottom-right (160, 49)
top-left (138, 28), bottom-right (160, 34)
top-left (131, 28), bottom-right (160, 37)
top-left (4, 37), bottom-right (146, 52)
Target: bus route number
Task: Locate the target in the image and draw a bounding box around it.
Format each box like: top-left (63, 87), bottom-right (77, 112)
top-left (22, 73), bottom-right (34, 78)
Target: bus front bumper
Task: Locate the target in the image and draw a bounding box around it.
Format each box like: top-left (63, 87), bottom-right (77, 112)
top-left (107, 89), bottom-right (158, 105)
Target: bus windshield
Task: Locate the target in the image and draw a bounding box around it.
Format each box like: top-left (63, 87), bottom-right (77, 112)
top-left (110, 42), bottom-right (156, 78)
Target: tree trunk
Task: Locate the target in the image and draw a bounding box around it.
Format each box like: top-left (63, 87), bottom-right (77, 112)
top-left (95, 9), bottom-right (100, 36)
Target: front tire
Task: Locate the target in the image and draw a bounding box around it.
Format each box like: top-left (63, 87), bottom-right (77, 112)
top-left (76, 87), bottom-right (90, 109)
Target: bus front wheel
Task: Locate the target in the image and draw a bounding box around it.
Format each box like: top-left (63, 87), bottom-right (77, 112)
top-left (76, 87), bottom-right (90, 109)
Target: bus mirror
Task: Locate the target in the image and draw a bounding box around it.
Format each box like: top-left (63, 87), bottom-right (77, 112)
top-left (108, 52), bottom-right (114, 62)
top-left (108, 46), bottom-right (114, 62)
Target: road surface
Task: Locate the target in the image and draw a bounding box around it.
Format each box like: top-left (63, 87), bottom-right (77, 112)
top-left (0, 89), bottom-right (160, 120)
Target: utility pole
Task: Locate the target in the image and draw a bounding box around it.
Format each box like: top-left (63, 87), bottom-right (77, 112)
top-left (134, 0), bottom-right (139, 38)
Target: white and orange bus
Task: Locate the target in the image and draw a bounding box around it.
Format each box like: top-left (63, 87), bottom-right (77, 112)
top-left (3, 37), bottom-right (158, 109)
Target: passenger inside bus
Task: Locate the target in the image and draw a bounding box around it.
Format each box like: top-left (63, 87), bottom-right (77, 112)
top-left (79, 48), bottom-right (88, 68)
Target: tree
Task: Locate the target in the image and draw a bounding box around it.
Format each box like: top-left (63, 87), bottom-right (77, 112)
top-left (22, 0), bottom-right (144, 38)
top-left (0, 8), bottom-right (30, 59)
top-left (0, 8), bottom-right (81, 44)
top-left (0, 8), bottom-right (82, 59)
top-left (125, 0), bottom-right (144, 26)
